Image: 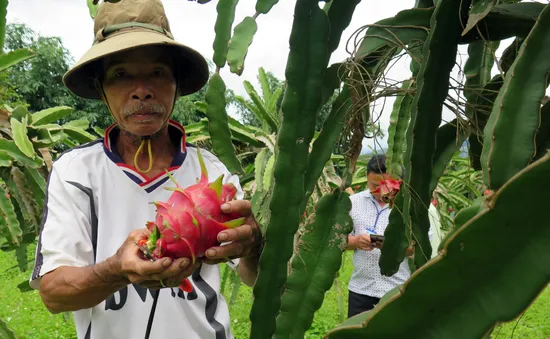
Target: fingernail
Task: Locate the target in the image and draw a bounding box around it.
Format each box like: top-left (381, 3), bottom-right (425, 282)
top-left (218, 232), bottom-right (228, 241)
top-left (162, 258), bottom-right (172, 267)
top-left (206, 249), bottom-right (216, 257)
top-left (180, 258), bottom-right (190, 268)
top-left (221, 203), bottom-right (230, 210)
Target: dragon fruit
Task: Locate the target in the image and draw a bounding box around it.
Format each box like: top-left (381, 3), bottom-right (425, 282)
top-left (139, 147), bottom-right (245, 291)
top-left (372, 178), bottom-right (402, 206)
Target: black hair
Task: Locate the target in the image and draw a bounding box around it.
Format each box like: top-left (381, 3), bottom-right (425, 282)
top-left (367, 154), bottom-right (387, 174)
top-left (367, 154), bottom-right (405, 178)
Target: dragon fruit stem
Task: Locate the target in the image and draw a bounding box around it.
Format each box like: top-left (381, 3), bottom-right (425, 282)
top-left (165, 169), bottom-right (180, 188)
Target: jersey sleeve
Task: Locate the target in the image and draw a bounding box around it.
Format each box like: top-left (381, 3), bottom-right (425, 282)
top-left (29, 161), bottom-right (95, 290)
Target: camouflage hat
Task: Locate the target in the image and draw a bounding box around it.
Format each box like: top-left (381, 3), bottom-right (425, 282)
top-left (62, 0), bottom-right (209, 100)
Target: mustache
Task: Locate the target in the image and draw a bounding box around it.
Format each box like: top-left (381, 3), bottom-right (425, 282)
top-left (121, 102), bottom-right (166, 117)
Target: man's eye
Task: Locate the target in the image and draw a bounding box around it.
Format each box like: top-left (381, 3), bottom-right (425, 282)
top-left (153, 70), bottom-right (165, 77)
top-left (114, 71), bottom-right (127, 78)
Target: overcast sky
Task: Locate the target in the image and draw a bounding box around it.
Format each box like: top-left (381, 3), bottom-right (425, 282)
top-left (7, 0), bottom-right (541, 153)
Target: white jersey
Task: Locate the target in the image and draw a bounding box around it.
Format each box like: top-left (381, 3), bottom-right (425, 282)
top-left (29, 120), bottom-right (242, 339)
top-left (347, 190), bottom-right (433, 299)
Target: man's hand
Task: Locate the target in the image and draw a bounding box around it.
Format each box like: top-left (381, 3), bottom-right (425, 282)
top-left (202, 200), bottom-right (263, 265)
top-left (111, 229), bottom-right (198, 289)
top-left (355, 234), bottom-right (377, 251)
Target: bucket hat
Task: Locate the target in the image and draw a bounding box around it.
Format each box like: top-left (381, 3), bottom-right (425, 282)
top-left (62, 0), bottom-right (209, 100)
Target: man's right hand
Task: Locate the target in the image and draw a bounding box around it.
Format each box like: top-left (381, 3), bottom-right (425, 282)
top-left (109, 229), bottom-right (199, 289)
top-left (355, 234), bottom-right (376, 251)
top-left (347, 234), bottom-right (376, 251)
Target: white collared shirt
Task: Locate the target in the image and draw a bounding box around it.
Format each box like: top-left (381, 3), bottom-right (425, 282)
top-left (347, 190), bottom-right (435, 298)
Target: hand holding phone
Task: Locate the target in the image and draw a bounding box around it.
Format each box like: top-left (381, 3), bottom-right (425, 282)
top-left (369, 234), bottom-right (384, 249)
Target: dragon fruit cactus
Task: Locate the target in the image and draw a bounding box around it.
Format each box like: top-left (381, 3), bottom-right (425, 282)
top-left (138, 147), bottom-right (245, 291)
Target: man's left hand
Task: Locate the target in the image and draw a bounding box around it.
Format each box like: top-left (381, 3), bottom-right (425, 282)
top-left (202, 200), bottom-right (263, 265)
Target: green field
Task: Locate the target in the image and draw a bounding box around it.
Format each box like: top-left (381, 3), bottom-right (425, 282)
top-left (1, 244), bottom-right (548, 338)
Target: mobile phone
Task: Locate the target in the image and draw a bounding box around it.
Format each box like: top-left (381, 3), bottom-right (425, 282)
top-left (370, 235), bottom-right (384, 243)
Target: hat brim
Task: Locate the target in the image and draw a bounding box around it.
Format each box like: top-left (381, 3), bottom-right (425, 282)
top-left (63, 30), bottom-right (209, 100)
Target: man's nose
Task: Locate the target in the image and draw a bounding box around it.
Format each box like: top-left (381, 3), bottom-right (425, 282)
top-left (131, 80), bottom-right (154, 100)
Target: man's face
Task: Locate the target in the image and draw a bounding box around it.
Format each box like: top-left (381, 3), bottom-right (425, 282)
top-left (367, 172), bottom-right (394, 202)
top-left (101, 46), bottom-right (177, 137)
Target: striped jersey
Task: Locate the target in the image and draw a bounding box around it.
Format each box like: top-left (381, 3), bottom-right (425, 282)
top-left (29, 120), bottom-right (242, 339)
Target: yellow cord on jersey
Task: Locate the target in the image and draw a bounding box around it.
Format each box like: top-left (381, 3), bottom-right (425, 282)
top-left (134, 138), bottom-right (153, 173)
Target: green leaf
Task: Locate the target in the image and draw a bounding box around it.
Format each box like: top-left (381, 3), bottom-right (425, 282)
top-left (0, 139), bottom-right (43, 168)
top-left (438, 196), bottom-right (487, 252)
top-left (227, 117), bottom-right (265, 147)
top-left (212, 0), bottom-right (239, 69)
top-left (10, 106), bottom-right (30, 122)
top-left (93, 126), bottom-right (105, 137)
top-left (226, 16), bottom-right (257, 75)
top-left (326, 0), bottom-right (361, 55)
top-left (481, 4), bottom-right (550, 190)
top-left (204, 73), bottom-right (244, 175)
top-left (533, 101), bottom-right (550, 161)
top-left (403, 0), bottom-right (470, 270)
top-left (186, 134), bottom-right (210, 144)
top-left (63, 118), bottom-right (89, 130)
top-left (257, 67), bottom-right (272, 107)
top-left (0, 152), bottom-right (12, 167)
top-left (429, 119), bottom-right (469, 194)
top-left (325, 151), bottom-right (550, 339)
top-left (0, 179), bottom-right (22, 245)
top-left (6, 171), bottom-right (37, 232)
top-left (0, 316), bottom-right (18, 339)
top-left (267, 87), bottom-right (282, 113)
top-left (244, 80), bottom-right (278, 132)
top-left (63, 126), bottom-right (98, 143)
top-left (249, 2), bottom-right (332, 337)
top-left (462, 2), bottom-right (547, 43)
top-left (462, 0), bottom-right (497, 36)
top-left (254, 148), bottom-right (270, 192)
top-left (10, 117), bottom-right (35, 158)
top-left (355, 8), bottom-right (432, 60)
top-left (262, 154), bottom-right (275, 191)
top-left (16, 242), bottom-right (27, 272)
top-left (256, 0), bottom-right (279, 14)
top-left (0, 0), bottom-right (7, 50)
top-left (30, 106), bottom-right (73, 126)
top-left (463, 40), bottom-right (499, 119)
top-left (274, 189), bottom-right (353, 338)
top-left (468, 75), bottom-right (504, 170)
top-left (87, 0), bottom-right (98, 19)
top-left (184, 119), bottom-right (208, 134)
top-left (0, 48), bottom-right (36, 72)
top-left (385, 79), bottom-right (414, 177)
top-left (303, 84), bottom-right (351, 210)
top-left (33, 130), bottom-right (66, 148)
top-left (23, 166), bottom-right (46, 196)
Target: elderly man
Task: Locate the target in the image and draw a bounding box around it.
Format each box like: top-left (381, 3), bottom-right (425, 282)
top-left (28, 1), bottom-right (262, 338)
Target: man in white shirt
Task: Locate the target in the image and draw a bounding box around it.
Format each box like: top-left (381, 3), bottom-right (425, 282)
top-left (29, 1), bottom-right (262, 338)
top-left (346, 154), bottom-right (433, 318)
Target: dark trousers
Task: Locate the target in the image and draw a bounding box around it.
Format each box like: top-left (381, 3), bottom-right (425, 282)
top-left (348, 290), bottom-right (380, 318)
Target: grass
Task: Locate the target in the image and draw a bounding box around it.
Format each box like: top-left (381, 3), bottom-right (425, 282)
top-left (1, 243), bottom-right (549, 338)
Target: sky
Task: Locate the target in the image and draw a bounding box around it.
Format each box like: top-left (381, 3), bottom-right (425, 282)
top-left (6, 0), bottom-right (541, 154)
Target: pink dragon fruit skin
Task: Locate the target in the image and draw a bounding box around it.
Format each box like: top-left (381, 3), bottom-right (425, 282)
top-left (141, 148), bottom-right (245, 292)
